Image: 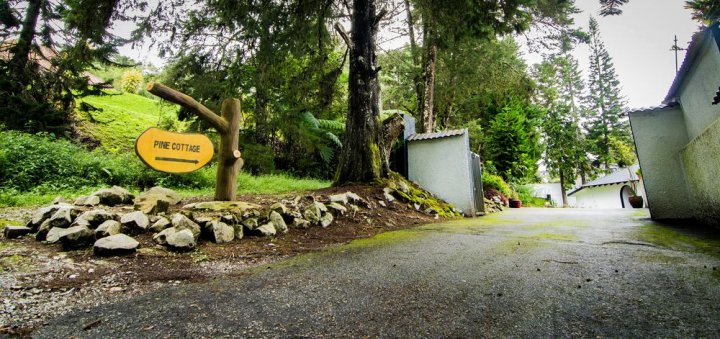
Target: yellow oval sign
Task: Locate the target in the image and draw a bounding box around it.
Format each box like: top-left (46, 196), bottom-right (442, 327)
top-left (135, 127), bottom-right (214, 173)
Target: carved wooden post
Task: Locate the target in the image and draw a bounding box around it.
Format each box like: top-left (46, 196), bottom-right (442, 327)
top-left (146, 82), bottom-right (243, 201)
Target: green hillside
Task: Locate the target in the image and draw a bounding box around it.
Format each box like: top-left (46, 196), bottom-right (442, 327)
top-left (75, 91), bottom-right (179, 151)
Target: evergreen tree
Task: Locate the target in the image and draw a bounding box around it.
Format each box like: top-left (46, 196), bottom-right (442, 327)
top-left (585, 17), bottom-right (629, 171)
top-left (534, 53), bottom-right (587, 206)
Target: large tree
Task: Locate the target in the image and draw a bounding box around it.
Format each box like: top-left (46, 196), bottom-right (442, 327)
top-left (0, 0), bottom-right (144, 132)
top-left (534, 53), bottom-right (588, 206)
top-left (585, 17), bottom-right (628, 171)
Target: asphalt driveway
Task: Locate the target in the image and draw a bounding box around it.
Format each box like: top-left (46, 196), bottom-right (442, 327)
top-left (34, 208), bottom-right (720, 338)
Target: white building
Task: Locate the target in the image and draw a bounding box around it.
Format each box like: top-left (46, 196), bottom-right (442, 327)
top-left (568, 165), bottom-right (646, 209)
top-left (629, 23), bottom-right (720, 225)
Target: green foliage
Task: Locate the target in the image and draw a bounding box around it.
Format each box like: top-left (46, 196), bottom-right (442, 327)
top-left (241, 142), bottom-right (276, 175)
top-left (608, 135), bottom-right (637, 167)
top-left (120, 70), bottom-right (144, 94)
top-left (586, 17), bottom-right (630, 171)
top-left (482, 172), bottom-right (512, 197)
top-left (484, 100), bottom-right (542, 182)
top-left (0, 128), bottom-right (213, 193)
top-left (685, 0), bottom-right (720, 24)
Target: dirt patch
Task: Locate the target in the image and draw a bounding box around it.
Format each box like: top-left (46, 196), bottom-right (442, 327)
top-left (0, 184), bottom-right (442, 334)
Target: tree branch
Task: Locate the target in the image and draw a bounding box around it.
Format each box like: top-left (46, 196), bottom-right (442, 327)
top-left (146, 82), bottom-right (229, 133)
top-left (334, 22), bottom-right (353, 50)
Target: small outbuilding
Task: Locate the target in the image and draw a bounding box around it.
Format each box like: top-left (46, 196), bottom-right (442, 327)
top-left (568, 165), bottom-right (646, 209)
top-left (406, 129), bottom-right (484, 216)
top-left (629, 23), bottom-right (720, 225)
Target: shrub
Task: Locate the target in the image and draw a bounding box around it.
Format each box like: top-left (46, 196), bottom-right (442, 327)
top-left (482, 172), bottom-right (512, 197)
top-left (0, 129), bottom-right (214, 192)
top-left (241, 143), bottom-right (276, 175)
top-left (120, 70), bottom-right (144, 94)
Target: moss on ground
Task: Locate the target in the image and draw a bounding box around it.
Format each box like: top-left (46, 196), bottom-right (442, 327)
top-left (383, 173), bottom-right (462, 218)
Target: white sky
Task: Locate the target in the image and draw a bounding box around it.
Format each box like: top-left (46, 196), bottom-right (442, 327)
top-left (117, 0), bottom-right (701, 109)
top-left (522, 0), bottom-right (700, 109)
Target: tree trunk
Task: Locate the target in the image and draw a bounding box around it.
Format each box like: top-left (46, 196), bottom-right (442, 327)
top-left (404, 0), bottom-right (423, 123)
top-left (334, 0), bottom-right (383, 184)
top-left (560, 170), bottom-right (568, 208)
top-left (215, 99), bottom-right (243, 201)
top-left (10, 0), bottom-right (42, 72)
top-left (421, 42), bottom-right (437, 133)
top-left (147, 83), bottom-right (243, 201)
top-left (380, 113), bottom-right (405, 175)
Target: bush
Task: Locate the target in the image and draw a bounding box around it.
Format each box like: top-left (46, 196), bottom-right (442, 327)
top-left (120, 70), bottom-right (144, 94)
top-left (0, 129), bottom-right (214, 192)
top-left (241, 143), bottom-right (276, 175)
top-left (482, 172), bottom-right (512, 197)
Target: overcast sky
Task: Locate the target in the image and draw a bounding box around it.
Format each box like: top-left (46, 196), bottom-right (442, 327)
top-left (117, 0), bottom-right (701, 109)
top-left (523, 0), bottom-right (701, 109)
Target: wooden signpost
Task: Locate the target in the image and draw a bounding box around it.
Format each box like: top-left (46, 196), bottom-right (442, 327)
top-left (144, 83), bottom-right (244, 201)
top-left (135, 127), bottom-right (214, 173)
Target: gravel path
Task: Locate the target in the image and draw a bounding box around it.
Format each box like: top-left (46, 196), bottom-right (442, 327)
top-left (33, 209), bottom-right (720, 337)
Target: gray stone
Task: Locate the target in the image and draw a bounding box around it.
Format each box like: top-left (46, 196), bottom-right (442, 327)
top-left (59, 226), bottom-right (94, 249)
top-left (182, 201), bottom-right (262, 212)
top-left (140, 186), bottom-right (181, 205)
top-left (120, 211), bottom-right (150, 234)
top-left (379, 200), bottom-right (387, 207)
top-left (153, 227), bottom-right (177, 246)
top-left (255, 223), bottom-right (277, 237)
top-left (149, 217), bottom-right (171, 233)
top-left (166, 229), bottom-right (196, 251)
top-left (3, 226), bottom-right (31, 239)
top-left (269, 211), bottom-right (288, 234)
top-left (94, 234), bottom-right (139, 256)
top-left (329, 193), bottom-right (349, 205)
top-left (49, 207), bottom-right (79, 229)
top-left (303, 206), bottom-right (321, 225)
top-left (35, 220), bottom-right (52, 241)
top-left (232, 223), bottom-right (244, 240)
top-left (74, 209), bottom-right (114, 229)
top-left (220, 215), bottom-right (237, 225)
top-left (28, 206), bottom-right (58, 230)
top-left (242, 218), bottom-right (259, 231)
top-left (45, 227), bottom-right (67, 244)
top-left (397, 180), bottom-right (410, 194)
top-left (134, 194), bottom-right (171, 215)
top-left (171, 213), bottom-right (201, 240)
top-left (383, 188), bottom-right (396, 202)
top-left (74, 195), bottom-right (100, 207)
top-left (345, 192), bottom-right (363, 203)
top-left (91, 186), bottom-right (134, 206)
top-left (292, 218), bottom-right (311, 229)
top-left (320, 212), bottom-right (334, 228)
top-left (314, 202), bottom-right (328, 213)
top-left (95, 220), bottom-right (121, 239)
top-left (269, 202), bottom-right (289, 215)
top-left (327, 202), bottom-right (347, 215)
top-left (208, 220), bottom-right (234, 243)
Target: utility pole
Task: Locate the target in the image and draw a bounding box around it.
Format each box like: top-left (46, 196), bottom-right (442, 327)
top-left (670, 35), bottom-right (686, 74)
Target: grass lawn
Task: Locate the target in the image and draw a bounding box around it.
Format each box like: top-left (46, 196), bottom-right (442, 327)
top-left (75, 91), bottom-right (178, 151)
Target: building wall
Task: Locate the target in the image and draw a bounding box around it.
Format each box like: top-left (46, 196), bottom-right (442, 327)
top-left (678, 36), bottom-right (720, 140)
top-left (572, 185), bottom-right (625, 208)
top-left (629, 107), bottom-right (694, 219)
top-left (408, 133), bottom-right (475, 216)
top-left (681, 116), bottom-right (720, 227)
top-left (525, 183), bottom-right (563, 207)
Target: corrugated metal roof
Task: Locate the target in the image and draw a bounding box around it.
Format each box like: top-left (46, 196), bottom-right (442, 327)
top-left (626, 103), bottom-right (678, 115)
top-left (664, 23), bottom-right (720, 105)
top-left (407, 129), bottom-right (466, 141)
top-left (568, 164), bottom-right (640, 196)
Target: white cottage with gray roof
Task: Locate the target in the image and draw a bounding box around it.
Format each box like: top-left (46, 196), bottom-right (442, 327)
top-left (568, 164), bottom-right (646, 209)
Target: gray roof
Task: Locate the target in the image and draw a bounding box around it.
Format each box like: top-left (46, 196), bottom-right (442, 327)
top-left (407, 129), bottom-right (466, 141)
top-left (626, 103), bottom-right (678, 115)
top-left (663, 23), bottom-right (720, 105)
top-left (568, 164), bottom-right (640, 196)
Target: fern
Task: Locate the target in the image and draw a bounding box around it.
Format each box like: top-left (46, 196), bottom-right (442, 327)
top-left (298, 112), bottom-right (344, 164)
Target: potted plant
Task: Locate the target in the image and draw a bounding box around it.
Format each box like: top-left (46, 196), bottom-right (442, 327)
top-left (627, 167), bottom-right (644, 208)
top-left (508, 191), bottom-right (522, 208)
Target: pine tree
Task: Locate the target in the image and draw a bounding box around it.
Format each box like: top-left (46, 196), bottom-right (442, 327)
top-left (585, 17), bottom-right (629, 171)
top-left (535, 53), bottom-right (587, 206)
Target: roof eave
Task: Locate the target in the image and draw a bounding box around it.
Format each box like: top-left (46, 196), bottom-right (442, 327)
top-left (663, 23), bottom-right (720, 105)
